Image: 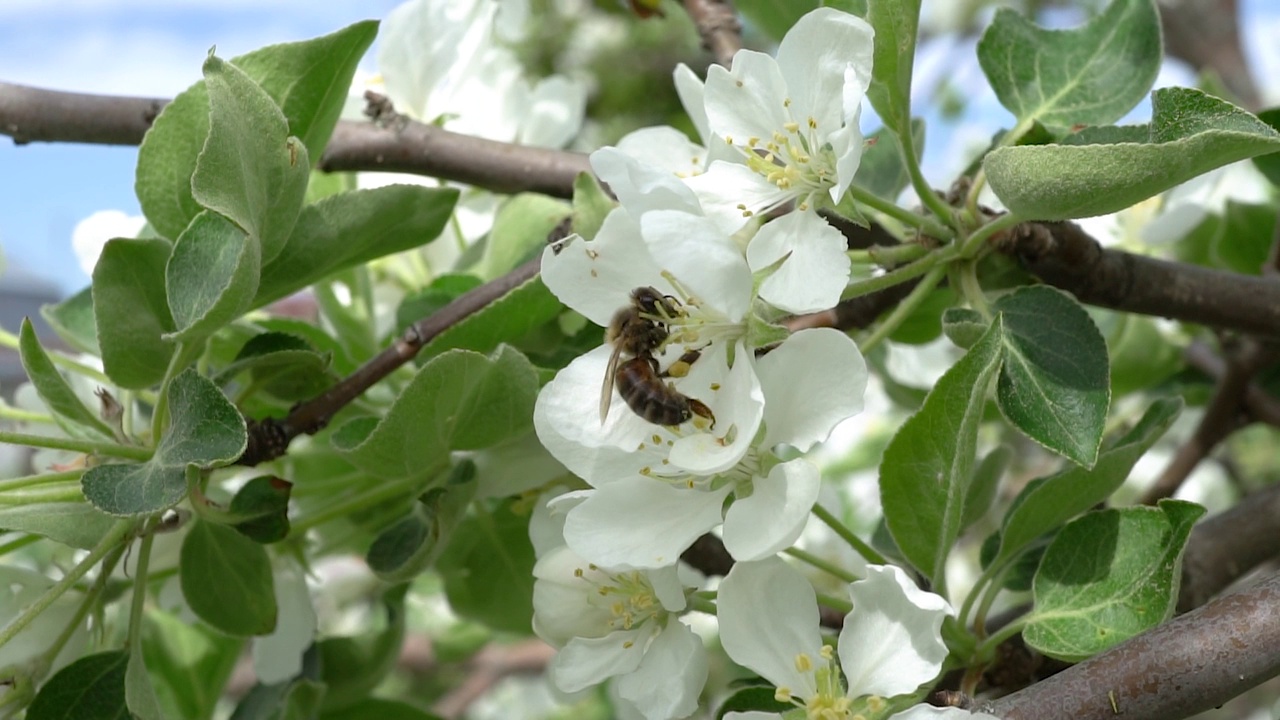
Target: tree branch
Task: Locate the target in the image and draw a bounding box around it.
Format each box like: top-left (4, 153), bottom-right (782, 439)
top-left (0, 82), bottom-right (166, 145)
top-left (979, 570), bottom-right (1280, 720)
top-left (681, 0), bottom-right (743, 68)
top-left (995, 221), bottom-right (1280, 337)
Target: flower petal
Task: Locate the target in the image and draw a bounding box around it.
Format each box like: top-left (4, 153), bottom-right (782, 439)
top-left (673, 63), bottom-right (710, 143)
top-left (838, 565), bottom-right (952, 698)
top-left (722, 459), bottom-right (820, 561)
top-left (756, 328), bottom-right (867, 451)
top-left (684, 161), bottom-right (788, 234)
top-left (540, 208), bottom-right (670, 327)
top-left (717, 557), bottom-right (822, 698)
top-left (551, 627), bottom-right (650, 692)
top-left (747, 211), bottom-right (851, 315)
top-left (519, 74), bottom-right (588, 148)
top-left (642, 210), bottom-right (753, 322)
top-left (615, 622), bottom-right (709, 720)
top-left (592, 143), bottom-right (703, 217)
top-left (667, 342), bottom-right (763, 475)
top-left (890, 706), bottom-right (1002, 720)
top-left (703, 50), bottom-right (790, 149)
top-left (532, 546), bottom-right (618, 645)
top-left (563, 480), bottom-right (732, 569)
top-left (776, 8), bottom-right (874, 137)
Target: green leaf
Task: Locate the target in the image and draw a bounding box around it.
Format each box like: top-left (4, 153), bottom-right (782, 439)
top-left (476, 194), bottom-right (569, 280)
top-left (18, 318), bottom-right (113, 439)
top-left (993, 286), bottom-right (1110, 467)
top-left (0, 502), bottom-right (118, 550)
top-left (984, 87), bottom-right (1280, 220)
top-left (215, 331), bottom-right (334, 402)
top-left (853, 119), bottom-right (924, 201)
top-left (421, 276), bottom-right (564, 360)
top-left (125, 648), bottom-right (165, 720)
top-left (41, 287), bottom-right (99, 355)
top-left (366, 473), bottom-right (476, 584)
top-left (996, 397), bottom-right (1181, 566)
top-left (396, 274), bottom-right (484, 332)
top-left (1211, 200), bottom-right (1276, 274)
top-left (194, 54), bottom-right (309, 264)
top-left (229, 646), bottom-right (325, 720)
top-left (436, 500), bottom-right (536, 634)
top-left (976, 0), bottom-right (1161, 127)
top-left (333, 346), bottom-right (538, 479)
top-left (880, 316), bottom-right (1003, 583)
top-left (228, 476), bottom-right (293, 544)
top-left (961, 445), bottom-right (1010, 530)
top-left (865, 0), bottom-right (921, 139)
top-left (1023, 500), bottom-right (1205, 661)
top-left (1252, 107), bottom-right (1280, 185)
top-left (254, 185), bottom-right (458, 308)
top-left (82, 369), bottom-right (247, 516)
top-left (136, 22), bottom-right (377, 239)
top-left (571, 172), bottom-right (614, 241)
top-left (91, 238), bottom-right (176, 389)
top-left (733, 0), bottom-right (819, 40)
top-left (26, 650), bottom-right (129, 720)
top-left (886, 285), bottom-right (954, 345)
top-left (141, 610), bottom-right (243, 720)
top-left (165, 211), bottom-right (259, 342)
top-left (716, 685), bottom-right (794, 719)
top-left (940, 307), bottom-right (987, 349)
top-left (180, 519), bottom-right (278, 636)
top-left (1104, 313), bottom-right (1182, 396)
top-left (316, 586), bottom-right (407, 712)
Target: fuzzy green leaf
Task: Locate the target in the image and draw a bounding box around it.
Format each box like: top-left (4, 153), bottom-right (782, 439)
top-left (91, 238), bottom-right (175, 389)
top-left (180, 520), bottom-right (278, 636)
top-left (865, 0), bottom-right (921, 140)
top-left (26, 651), bottom-right (129, 720)
top-left (165, 211), bottom-right (259, 342)
top-left (18, 318), bottom-right (113, 438)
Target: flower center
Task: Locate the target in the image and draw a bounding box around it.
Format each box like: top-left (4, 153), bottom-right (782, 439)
top-left (574, 565), bottom-right (664, 633)
top-left (773, 644), bottom-right (871, 720)
top-left (725, 98), bottom-right (837, 217)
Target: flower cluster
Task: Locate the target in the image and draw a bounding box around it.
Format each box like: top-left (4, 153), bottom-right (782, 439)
top-left (524, 8), bottom-right (965, 719)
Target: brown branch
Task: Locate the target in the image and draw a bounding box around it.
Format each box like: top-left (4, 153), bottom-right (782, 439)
top-left (1158, 0), bottom-right (1260, 111)
top-left (1178, 483), bottom-right (1280, 613)
top-left (1183, 341), bottom-right (1280, 426)
top-left (681, 0), bottom-right (743, 68)
top-left (995, 221), bottom-right (1280, 337)
top-left (0, 81), bottom-right (588, 199)
top-left (238, 256), bottom-right (543, 466)
top-left (978, 570), bottom-right (1280, 720)
top-left (1141, 338), bottom-right (1277, 504)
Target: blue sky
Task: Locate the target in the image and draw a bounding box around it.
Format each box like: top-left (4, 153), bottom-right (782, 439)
top-left (2, 0), bottom-right (1279, 296)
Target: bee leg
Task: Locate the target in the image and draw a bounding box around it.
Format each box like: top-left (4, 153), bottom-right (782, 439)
top-left (662, 350), bottom-right (703, 378)
top-left (688, 399), bottom-right (716, 429)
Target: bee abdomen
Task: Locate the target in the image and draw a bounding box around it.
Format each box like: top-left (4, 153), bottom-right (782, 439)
top-left (616, 358), bottom-right (693, 426)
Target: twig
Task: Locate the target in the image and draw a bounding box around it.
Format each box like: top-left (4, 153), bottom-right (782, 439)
top-left (238, 256), bottom-right (542, 466)
top-left (977, 570), bottom-right (1280, 720)
top-left (681, 0), bottom-right (743, 68)
top-left (995, 221), bottom-right (1280, 336)
top-left (429, 639), bottom-right (555, 720)
top-left (1183, 341), bottom-right (1280, 426)
top-left (0, 81), bottom-right (588, 198)
top-left (1178, 483), bottom-right (1280, 613)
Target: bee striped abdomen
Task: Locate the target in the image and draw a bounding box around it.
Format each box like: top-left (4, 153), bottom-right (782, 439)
top-left (616, 357), bottom-right (693, 426)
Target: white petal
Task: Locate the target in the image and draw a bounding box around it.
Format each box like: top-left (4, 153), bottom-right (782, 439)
top-left (668, 342), bottom-right (763, 475)
top-left (615, 622), bottom-right (708, 720)
top-left (748, 211), bottom-right (851, 315)
top-left (378, 0), bottom-right (495, 119)
top-left (532, 546), bottom-right (618, 645)
top-left (529, 488), bottom-right (572, 558)
top-left (519, 74), bottom-right (587, 148)
top-left (252, 563), bottom-right (316, 684)
top-left (891, 707), bottom-right (1002, 720)
top-left (539, 208), bottom-right (671, 328)
top-left (839, 565), bottom-right (953, 699)
top-left (563, 480), bottom-right (732, 569)
top-left (776, 8), bottom-right (874, 135)
top-left (592, 144), bottom-right (703, 217)
top-left (717, 557), bottom-right (822, 698)
top-left (756, 329), bottom-right (867, 451)
top-left (615, 126), bottom-right (709, 180)
top-left (722, 459), bottom-right (820, 561)
top-left (684, 161), bottom-right (790, 234)
top-left (703, 51), bottom-right (790, 148)
top-left (533, 345), bottom-right (663, 483)
top-left (642, 210), bottom-right (753, 322)
top-left (725, 714), bottom-right (785, 720)
top-left (830, 102), bottom-right (865, 202)
top-left (645, 563), bottom-right (690, 613)
top-left (673, 63), bottom-right (710, 143)
top-left (551, 628), bottom-right (650, 692)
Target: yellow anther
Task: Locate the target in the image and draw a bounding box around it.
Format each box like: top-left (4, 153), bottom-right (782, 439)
top-left (819, 645), bottom-right (834, 660)
top-left (784, 121), bottom-right (800, 133)
top-left (795, 653), bottom-right (814, 672)
top-left (775, 687), bottom-right (793, 702)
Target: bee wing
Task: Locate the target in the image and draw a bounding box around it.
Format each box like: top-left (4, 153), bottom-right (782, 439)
top-left (600, 344), bottom-right (625, 425)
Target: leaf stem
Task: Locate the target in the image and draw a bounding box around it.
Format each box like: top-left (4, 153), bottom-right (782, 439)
top-left (0, 404), bottom-right (55, 424)
top-left (959, 211), bottom-right (1023, 259)
top-left (815, 592), bottom-right (853, 615)
top-left (0, 429), bottom-right (152, 461)
top-left (686, 594), bottom-right (717, 616)
top-left (860, 264), bottom-right (948, 352)
top-left (896, 130), bottom-right (957, 230)
top-left (840, 245), bottom-right (955, 301)
top-left (0, 533), bottom-right (41, 557)
top-left (127, 519), bottom-right (157, 651)
top-left (150, 345), bottom-right (187, 444)
top-left (975, 617), bottom-right (1028, 660)
top-left (846, 184), bottom-right (955, 239)
top-left (287, 471), bottom-right (438, 537)
top-left (0, 486), bottom-right (84, 505)
top-left (784, 547), bottom-right (859, 584)
top-left (955, 261), bottom-right (990, 318)
top-left (0, 469), bottom-right (83, 492)
top-left (0, 518), bottom-right (134, 649)
top-left (37, 542), bottom-right (126, 677)
top-left (810, 503), bottom-right (886, 566)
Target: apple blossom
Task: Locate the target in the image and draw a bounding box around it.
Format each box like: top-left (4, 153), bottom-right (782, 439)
top-left (717, 558), bottom-right (998, 720)
top-left (532, 494), bottom-right (708, 720)
top-left (682, 8), bottom-right (875, 233)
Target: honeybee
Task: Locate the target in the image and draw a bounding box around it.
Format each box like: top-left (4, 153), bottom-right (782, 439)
top-left (600, 287), bottom-right (716, 428)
